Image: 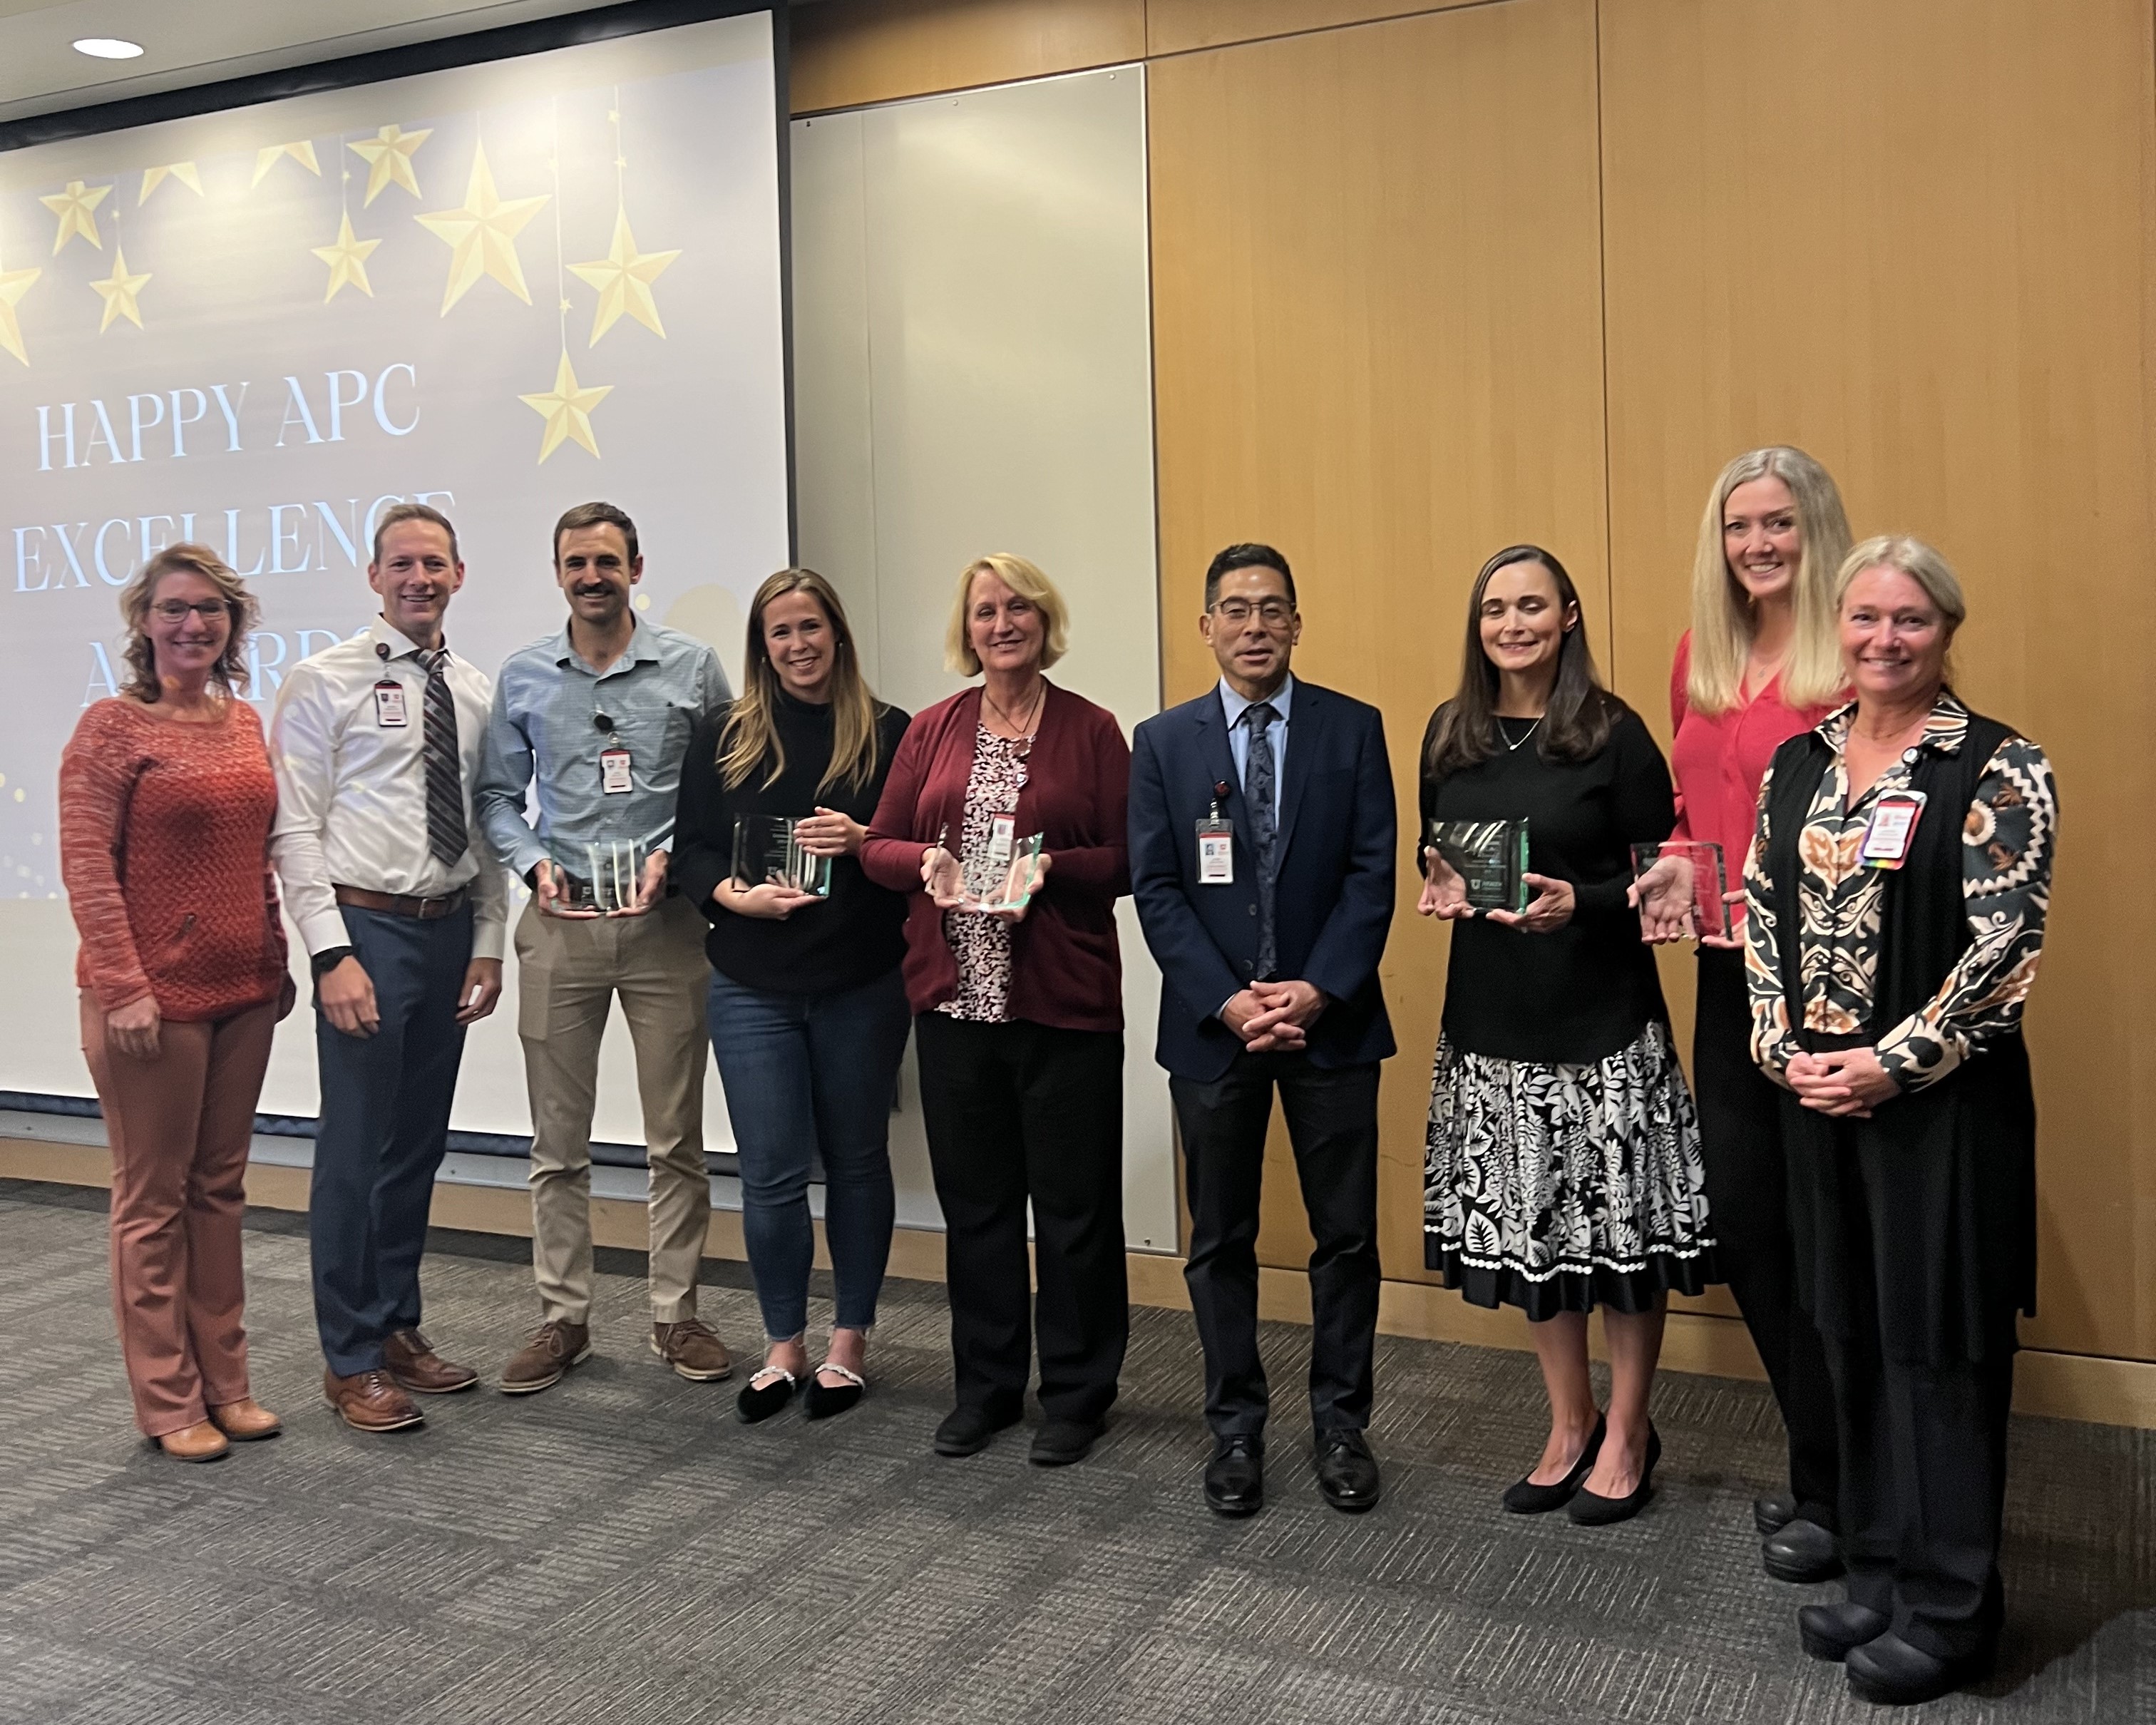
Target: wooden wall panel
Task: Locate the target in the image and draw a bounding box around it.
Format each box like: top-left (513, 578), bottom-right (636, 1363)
top-left (1149, 0), bottom-right (1609, 1283)
top-left (789, 0), bottom-right (1144, 114)
top-left (1144, 0), bottom-right (1479, 57)
top-left (1601, 0), bottom-right (2156, 1360)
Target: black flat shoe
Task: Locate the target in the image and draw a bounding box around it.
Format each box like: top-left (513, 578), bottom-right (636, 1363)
top-left (1502, 1416), bottom-right (1606, 1515)
top-left (933, 1401), bottom-right (1022, 1458)
top-left (1030, 1416), bottom-right (1105, 1467)
top-left (803, 1362), bottom-right (864, 1421)
top-left (734, 1366), bottom-right (798, 1425)
top-left (1845, 1630), bottom-right (1994, 1706)
top-left (1754, 1493), bottom-right (1798, 1535)
top-left (1763, 1518), bottom-right (1844, 1583)
top-left (1204, 1435), bottom-right (1264, 1517)
top-left (1568, 1423), bottom-right (1660, 1526)
top-left (1315, 1429), bottom-right (1381, 1513)
top-left (1797, 1601), bottom-right (1889, 1663)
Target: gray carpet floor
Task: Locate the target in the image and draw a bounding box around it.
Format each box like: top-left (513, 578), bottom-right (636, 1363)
top-left (2, 1177), bottom-right (2152, 1725)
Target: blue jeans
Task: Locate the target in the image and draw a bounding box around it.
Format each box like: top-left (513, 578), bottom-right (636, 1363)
top-left (706, 968), bottom-right (910, 1338)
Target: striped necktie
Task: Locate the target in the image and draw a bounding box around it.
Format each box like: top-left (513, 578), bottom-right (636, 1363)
top-left (419, 648), bottom-right (468, 869)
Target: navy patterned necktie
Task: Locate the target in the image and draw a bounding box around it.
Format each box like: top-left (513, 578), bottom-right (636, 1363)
top-left (1245, 701), bottom-right (1280, 980)
top-left (419, 649), bottom-right (468, 869)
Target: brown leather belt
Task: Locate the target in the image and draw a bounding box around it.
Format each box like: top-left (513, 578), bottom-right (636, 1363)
top-left (333, 883), bottom-right (470, 921)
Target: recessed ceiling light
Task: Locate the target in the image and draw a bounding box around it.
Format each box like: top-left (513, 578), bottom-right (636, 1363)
top-left (73, 38), bottom-right (145, 60)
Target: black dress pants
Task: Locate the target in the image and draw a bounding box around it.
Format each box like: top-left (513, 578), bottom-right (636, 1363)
top-left (1694, 946), bottom-right (1840, 1527)
top-left (1171, 1050), bottom-right (1381, 1438)
top-left (913, 1013), bottom-right (1128, 1424)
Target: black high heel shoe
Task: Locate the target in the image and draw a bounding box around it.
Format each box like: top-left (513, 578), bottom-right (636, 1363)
top-left (1502, 1416), bottom-right (1606, 1514)
top-left (1569, 1423), bottom-right (1660, 1526)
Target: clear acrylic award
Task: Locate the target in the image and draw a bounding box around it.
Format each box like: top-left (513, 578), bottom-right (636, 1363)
top-left (930, 823), bottom-right (1047, 914)
top-left (548, 836), bottom-right (646, 914)
top-left (1631, 839), bottom-right (1729, 939)
top-left (731, 815), bottom-right (833, 899)
top-left (1425, 818), bottom-right (1530, 913)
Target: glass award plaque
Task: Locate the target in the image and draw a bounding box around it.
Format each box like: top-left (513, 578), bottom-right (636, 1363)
top-left (1425, 818), bottom-right (1529, 913)
top-left (930, 824), bottom-right (1046, 913)
top-left (1631, 839), bottom-right (1729, 938)
top-left (731, 815), bottom-right (832, 899)
top-left (549, 837), bottom-right (645, 914)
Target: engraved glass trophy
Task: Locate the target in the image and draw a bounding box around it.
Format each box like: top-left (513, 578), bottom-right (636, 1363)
top-left (1631, 839), bottom-right (1730, 939)
top-left (547, 836), bottom-right (645, 914)
top-left (1425, 818), bottom-right (1530, 913)
top-left (931, 824), bottom-right (1047, 913)
top-left (731, 815), bottom-right (832, 899)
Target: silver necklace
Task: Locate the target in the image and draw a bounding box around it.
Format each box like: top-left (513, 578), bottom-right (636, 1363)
top-left (1497, 715), bottom-right (1542, 752)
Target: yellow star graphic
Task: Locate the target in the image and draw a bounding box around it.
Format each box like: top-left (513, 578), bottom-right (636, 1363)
top-left (39, 180), bottom-right (109, 253)
top-left (311, 211), bottom-right (381, 303)
top-left (518, 352), bottom-right (612, 462)
top-left (415, 140), bottom-right (549, 314)
top-left (252, 140), bottom-right (321, 188)
top-left (568, 205), bottom-right (681, 344)
top-left (0, 264), bottom-right (40, 365)
top-left (139, 163), bottom-right (202, 205)
top-left (348, 125), bottom-right (431, 205)
top-left (88, 245), bottom-right (150, 332)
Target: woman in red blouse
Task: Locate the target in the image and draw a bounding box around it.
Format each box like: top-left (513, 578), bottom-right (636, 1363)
top-left (863, 554), bottom-right (1131, 1468)
top-left (1643, 448), bottom-right (1851, 1578)
top-left (59, 546), bottom-right (293, 1462)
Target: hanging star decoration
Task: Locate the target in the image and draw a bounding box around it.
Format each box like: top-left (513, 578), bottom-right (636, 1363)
top-left (518, 352), bottom-right (611, 462)
top-left (0, 259), bottom-right (39, 365)
top-left (39, 180), bottom-right (109, 253)
top-left (139, 163), bottom-right (202, 205)
top-left (89, 245), bottom-right (150, 332)
top-left (568, 206), bottom-right (680, 344)
top-left (312, 211), bottom-right (381, 303)
top-left (416, 139), bottom-right (550, 314)
top-left (347, 124), bottom-right (431, 205)
top-left (252, 140), bottom-right (321, 188)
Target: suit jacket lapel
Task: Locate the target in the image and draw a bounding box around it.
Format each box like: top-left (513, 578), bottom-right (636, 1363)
top-left (1194, 690), bottom-right (1252, 872)
top-left (1275, 682), bottom-right (1318, 862)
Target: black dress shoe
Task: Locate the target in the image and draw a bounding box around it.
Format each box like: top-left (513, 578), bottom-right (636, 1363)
top-left (1502, 1416), bottom-right (1606, 1515)
top-left (1754, 1493), bottom-right (1799, 1535)
top-left (1763, 1518), bottom-right (1844, 1583)
top-left (1204, 1435), bottom-right (1264, 1517)
top-left (1797, 1600), bottom-right (1890, 1663)
top-left (734, 1367), bottom-right (798, 1425)
top-left (1568, 1423), bottom-right (1660, 1526)
top-left (1845, 1630), bottom-right (1994, 1706)
top-left (932, 1401), bottom-right (1022, 1457)
top-left (1029, 1416), bottom-right (1104, 1467)
top-left (1315, 1430), bottom-right (1381, 1513)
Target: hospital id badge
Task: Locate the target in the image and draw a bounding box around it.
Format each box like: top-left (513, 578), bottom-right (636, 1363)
top-left (372, 681), bottom-right (408, 727)
top-left (600, 744), bottom-right (633, 794)
top-left (1197, 817), bottom-right (1233, 884)
top-left (1861, 789), bottom-right (1926, 869)
top-left (987, 812), bottom-right (1016, 867)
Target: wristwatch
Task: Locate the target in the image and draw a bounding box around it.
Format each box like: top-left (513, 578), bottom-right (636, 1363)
top-left (311, 946), bottom-right (356, 978)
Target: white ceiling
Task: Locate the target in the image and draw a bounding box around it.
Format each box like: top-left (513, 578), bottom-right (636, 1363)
top-left (0, 0), bottom-right (638, 126)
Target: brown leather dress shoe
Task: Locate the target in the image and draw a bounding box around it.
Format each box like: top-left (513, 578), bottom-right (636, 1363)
top-left (323, 1368), bottom-right (425, 1432)
top-left (500, 1319), bottom-right (590, 1395)
top-left (208, 1398), bottom-right (283, 1440)
top-left (384, 1328), bottom-right (479, 1395)
top-left (158, 1420), bottom-right (231, 1463)
top-left (651, 1319), bottom-right (733, 1383)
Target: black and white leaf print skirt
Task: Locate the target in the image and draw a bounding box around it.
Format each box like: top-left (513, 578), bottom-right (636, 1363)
top-left (1424, 1019), bottom-right (1719, 1316)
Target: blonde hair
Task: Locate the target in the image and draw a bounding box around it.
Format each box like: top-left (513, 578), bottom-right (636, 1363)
top-left (1835, 534), bottom-right (1967, 687)
top-left (118, 543), bottom-right (258, 702)
top-left (1685, 446), bottom-right (1852, 714)
top-left (944, 553), bottom-right (1069, 677)
top-left (717, 569), bottom-right (885, 794)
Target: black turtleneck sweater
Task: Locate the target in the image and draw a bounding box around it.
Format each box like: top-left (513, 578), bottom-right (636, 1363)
top-left (673, 690), bottom-right (911, 995)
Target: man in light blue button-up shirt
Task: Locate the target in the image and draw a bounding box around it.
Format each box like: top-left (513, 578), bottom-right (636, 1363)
top-left (475, 501), bottom-right (737, 1396)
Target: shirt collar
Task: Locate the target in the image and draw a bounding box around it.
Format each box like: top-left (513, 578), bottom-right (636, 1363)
top-left (1817, 690), bottom-right (1968, 755)
top-left (552, 615), bottom-right (659, 676)
top-left (1218, 672), bottom-right (1295, 729)
top-left (369, 616), bottom-right (441, 663)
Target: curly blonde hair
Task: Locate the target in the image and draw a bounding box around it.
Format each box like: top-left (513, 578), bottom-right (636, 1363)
top-left (118, 543), bottom-right (258, 702)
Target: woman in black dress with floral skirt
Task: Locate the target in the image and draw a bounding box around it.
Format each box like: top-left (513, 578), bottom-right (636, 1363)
top-left (1420, 544), bottom-right (1717, 1525)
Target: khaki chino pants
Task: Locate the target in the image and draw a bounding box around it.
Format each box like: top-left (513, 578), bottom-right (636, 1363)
top-left (514, 893), bottom-right (711, 1326)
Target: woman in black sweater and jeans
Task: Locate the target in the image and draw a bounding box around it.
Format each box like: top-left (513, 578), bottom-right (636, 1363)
top-left (1419, 545), bottom-right (1717, 1525)
top-left (674, 569), bottom-right (910, 1423)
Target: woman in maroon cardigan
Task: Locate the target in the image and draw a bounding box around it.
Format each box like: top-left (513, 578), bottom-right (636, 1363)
top-left (863, 553), bottom-right (1131, 1468)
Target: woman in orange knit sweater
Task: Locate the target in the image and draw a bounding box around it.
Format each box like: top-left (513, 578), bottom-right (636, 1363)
top-left (59, 545), bottom-right (294, 1462)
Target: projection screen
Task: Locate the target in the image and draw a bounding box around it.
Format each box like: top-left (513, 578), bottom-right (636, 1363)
top-left (0, 8), bottom-right (789, 1147)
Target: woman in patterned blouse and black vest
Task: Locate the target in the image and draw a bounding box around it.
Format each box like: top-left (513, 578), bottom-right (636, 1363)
top-left (1745, 535), bottom-right (2056, 1708)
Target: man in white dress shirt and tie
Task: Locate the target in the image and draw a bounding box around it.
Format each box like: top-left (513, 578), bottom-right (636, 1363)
top-left (270, 502), bottom-right (508, 1433)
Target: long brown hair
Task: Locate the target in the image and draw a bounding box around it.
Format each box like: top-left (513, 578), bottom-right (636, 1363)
top-left (1424, 544), bottom-right (1615, 782)
top-left (118, 543), bottom-right (258, 703)
top-left (717, 568), bottom-right (884, 793)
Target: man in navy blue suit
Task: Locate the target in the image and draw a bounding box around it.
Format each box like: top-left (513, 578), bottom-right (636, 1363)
top-left (1129, 543), bottom-right (1396, 1519)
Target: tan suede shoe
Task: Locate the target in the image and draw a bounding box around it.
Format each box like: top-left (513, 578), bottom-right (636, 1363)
top-left (384, 1328), bottom-right (479, 1395)
top-left (208, 1398), bottom-right (282, 1440)
top-left (323, 1368), bottom-right (424, 1433)
top-left (499, 1319), bottom-right (590, 1396)
top-left (651, 1319), bottom-right (733, 1383)
top-left (158, 1420), bottom-right (231, 1463)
